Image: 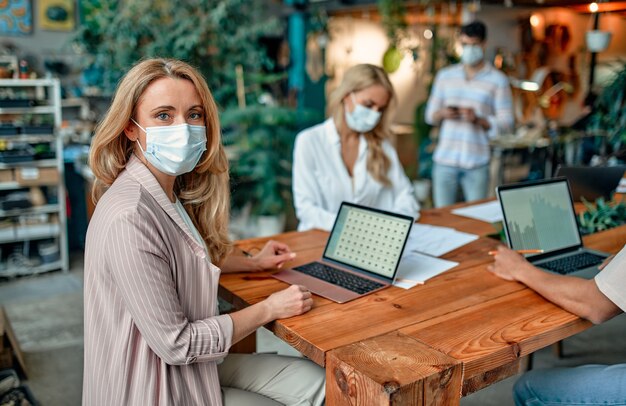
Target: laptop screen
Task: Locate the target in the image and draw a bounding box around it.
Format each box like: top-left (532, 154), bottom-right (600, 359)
top-left (323, 203), bottom-right (413, 279)
top-left (554, 165), bottom-right (626, 201)
top-left (498, 179), bottom-right (581, 253)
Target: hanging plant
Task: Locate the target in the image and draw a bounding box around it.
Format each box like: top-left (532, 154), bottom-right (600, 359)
top-left (377, 0), bottom-right (408, 73)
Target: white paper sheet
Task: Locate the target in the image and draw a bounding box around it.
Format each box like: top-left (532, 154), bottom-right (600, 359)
top-left (393, 252), bottom-right (459, 289)
top-left (451, 200), bottom-right (503, 223)
top-left (405, 224), bottom-right (479, 257)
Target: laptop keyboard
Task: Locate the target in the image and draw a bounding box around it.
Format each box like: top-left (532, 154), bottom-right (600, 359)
top-left (294, 262), bottom-right (384, 294)
top-left (540, 252), bottom-right (606, 275)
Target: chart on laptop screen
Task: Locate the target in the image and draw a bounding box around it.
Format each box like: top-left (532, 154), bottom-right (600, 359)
top-left (325, 206), bottom-right (411, 278)
top-left (500, 182), bottom-right (580, 252)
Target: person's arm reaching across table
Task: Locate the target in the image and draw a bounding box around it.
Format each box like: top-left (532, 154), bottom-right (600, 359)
top-left (487, 246), bottom-right (622, 324)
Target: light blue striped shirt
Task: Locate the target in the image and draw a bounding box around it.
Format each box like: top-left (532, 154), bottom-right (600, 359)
top-left (425, 63), bottom-right (513, 169)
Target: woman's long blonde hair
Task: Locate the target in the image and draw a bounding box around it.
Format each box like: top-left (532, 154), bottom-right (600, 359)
top-left (327, 64), bottom-right (397, 186)
top-left (89, 58), bottom-right (231, 263)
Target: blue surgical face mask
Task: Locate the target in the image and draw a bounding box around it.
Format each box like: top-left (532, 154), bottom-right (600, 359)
top-left (345, 93), bottom-right (382, 133)
top-left (132, 119), bottom-right (207, 176)
top-left (461, 45), bottom-right (484, 66)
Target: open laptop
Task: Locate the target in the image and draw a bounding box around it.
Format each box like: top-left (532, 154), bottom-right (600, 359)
top-left (272, 202), bottom-right (413, 303)
top-left (554, 165), bottom-right (626, 202)
top-left (496, 178), bottom-right (609, 279)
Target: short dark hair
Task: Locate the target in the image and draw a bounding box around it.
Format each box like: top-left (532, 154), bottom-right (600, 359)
top-left (461, 21), bottom-right (487, 42)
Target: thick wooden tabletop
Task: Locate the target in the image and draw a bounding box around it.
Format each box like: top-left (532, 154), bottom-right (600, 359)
top-left (219, 204), bottom-right (626, 404)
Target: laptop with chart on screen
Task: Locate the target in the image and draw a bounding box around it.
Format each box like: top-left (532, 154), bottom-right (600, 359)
top-left (496, 178), bottom-right (609, 279)
top-left (272, 202), bottom-right (414, 303)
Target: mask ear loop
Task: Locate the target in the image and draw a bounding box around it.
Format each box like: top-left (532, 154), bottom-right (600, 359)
top-left (130, 118), bottom-right (147, 134)
top-left (136, 139), bottom-right (147, 155)
top-left (130, 118), bottom-right (148, 155)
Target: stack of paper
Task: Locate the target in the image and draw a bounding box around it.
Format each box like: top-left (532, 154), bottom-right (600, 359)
top-left (405, 224), bottom-right (479, 257)
top-left (392, 224), bottom-right (479, 289)
top-left (394, 253), bottom-right (459, 289)
top-left (451, 200), bottom-right (503, 223)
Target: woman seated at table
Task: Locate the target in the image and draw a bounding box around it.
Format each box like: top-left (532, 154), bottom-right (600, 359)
top-left (292, 63), bottom-right (420, 231)
top-left (83, 58), bottom-right (325, 405)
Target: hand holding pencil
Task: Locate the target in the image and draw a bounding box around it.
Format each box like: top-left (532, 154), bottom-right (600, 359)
top-left (487, 246), bottom-right (539, 282)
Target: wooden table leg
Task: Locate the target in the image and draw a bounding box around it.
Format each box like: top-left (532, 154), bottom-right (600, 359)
top-left (326, 332), bottom-right (462, 405)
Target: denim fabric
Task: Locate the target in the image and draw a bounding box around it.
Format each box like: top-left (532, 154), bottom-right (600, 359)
top-left (514, 364), bottom-right (626, 405)
top-left (432, 163), bottom-right (490, 208)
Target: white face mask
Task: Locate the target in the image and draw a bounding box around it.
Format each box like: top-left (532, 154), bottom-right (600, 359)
top-left (461, 45), bottom-right (484, 66)
top-left (345, 93), bottom-right (382, 133)
top-left (132, 119), bottom-right (207, 176)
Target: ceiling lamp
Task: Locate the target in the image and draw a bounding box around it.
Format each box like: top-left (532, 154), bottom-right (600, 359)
top-left (586, 1), bottom-right (612, 53)
top-left (530, 14), bottom-right (540, 27)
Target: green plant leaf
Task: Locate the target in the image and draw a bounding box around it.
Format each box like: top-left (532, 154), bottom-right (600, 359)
top-left (578, 195), bottom-right (626, 235)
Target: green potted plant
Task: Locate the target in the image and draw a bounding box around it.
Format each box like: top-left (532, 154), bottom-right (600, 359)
top-left (579, 196), bottom-right (626, 235)
top-left (222, 105), bottom-right (321, 236)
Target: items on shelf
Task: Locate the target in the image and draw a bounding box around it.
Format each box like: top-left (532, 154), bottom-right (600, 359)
top-left (0, 78), bottom-right (68, 276)
top-left (18, 60), bottom-right (29, 80)
top-left (0, 56), bottom-right (18, 79)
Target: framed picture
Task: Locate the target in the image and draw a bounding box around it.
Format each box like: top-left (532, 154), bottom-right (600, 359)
top-left (39, 0), bottom-right (75, 31)
top-left (0, 0), bottom-right (33, 36)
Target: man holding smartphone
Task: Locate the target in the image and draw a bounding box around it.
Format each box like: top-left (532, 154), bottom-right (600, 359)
top-left (425, 20), bottom-right (514, 207)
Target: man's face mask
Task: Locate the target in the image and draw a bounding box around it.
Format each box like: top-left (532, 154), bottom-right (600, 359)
top-left (461, 44), bottom-right (484, 66)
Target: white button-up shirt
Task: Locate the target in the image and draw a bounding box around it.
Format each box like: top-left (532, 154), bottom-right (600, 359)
top-left (293, 118), bottom-right (420, 231)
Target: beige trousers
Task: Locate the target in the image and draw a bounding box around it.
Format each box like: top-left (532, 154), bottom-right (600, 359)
top-left (219, 353), bottom-right (325, 406)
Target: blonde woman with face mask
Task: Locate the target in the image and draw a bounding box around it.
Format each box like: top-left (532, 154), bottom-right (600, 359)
top-left (292, 63), bottom-right (420, 231)
top-left (84, 59), bottom-right (325, 406)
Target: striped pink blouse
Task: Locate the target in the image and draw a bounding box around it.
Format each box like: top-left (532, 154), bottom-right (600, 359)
top-left (83, 155), bottom-right (233, 405)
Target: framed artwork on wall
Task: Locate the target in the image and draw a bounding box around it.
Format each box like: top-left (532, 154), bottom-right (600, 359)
top-left (39, 0), bottom-right (75, 31)
top-left (0, 0), bottom-right (33, 36)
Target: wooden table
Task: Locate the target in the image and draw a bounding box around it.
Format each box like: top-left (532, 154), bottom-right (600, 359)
top-left (219, 204), bottom-right (626, 405)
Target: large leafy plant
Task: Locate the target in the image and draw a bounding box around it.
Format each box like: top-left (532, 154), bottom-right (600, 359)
top-left (587, 61), bottom-right (626, 159)
top-left (73, 0), bottom-right (280, 106)
top-left (222, 106), bottom-right (321, 216)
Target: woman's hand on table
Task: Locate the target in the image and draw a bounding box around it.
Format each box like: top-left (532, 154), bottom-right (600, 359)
top-left (264, 285), bottom-right (313, 319)
top-left (251, 240), bottom-right (296, 271)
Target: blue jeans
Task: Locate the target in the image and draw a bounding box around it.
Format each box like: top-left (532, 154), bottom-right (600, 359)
top-left (514, 364), bottom-right (626, 405)
top-left (432, 163), bottom-right (490, 208)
